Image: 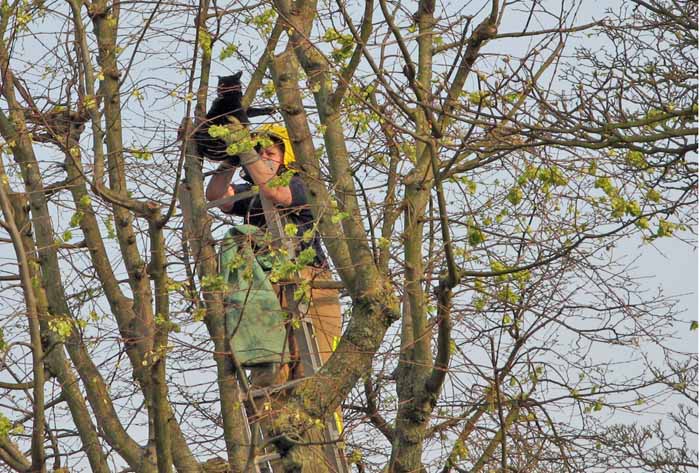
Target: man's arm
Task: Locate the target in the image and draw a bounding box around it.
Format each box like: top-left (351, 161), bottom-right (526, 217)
top-left (205, 164), bottom-right (237, 212)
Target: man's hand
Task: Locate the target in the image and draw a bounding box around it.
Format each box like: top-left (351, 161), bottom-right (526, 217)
top-left (238, 150), bottom-right (260, 167)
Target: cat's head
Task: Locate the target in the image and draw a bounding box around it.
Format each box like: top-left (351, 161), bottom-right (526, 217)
top-left (217, 72), bottom-right (242, 96)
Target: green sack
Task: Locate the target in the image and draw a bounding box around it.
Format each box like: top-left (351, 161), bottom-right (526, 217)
top-left (220, 225), bottom-right (289, 366)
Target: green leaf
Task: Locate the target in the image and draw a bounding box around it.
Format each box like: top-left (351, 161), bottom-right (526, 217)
top-left (517, 164), bottom-right (537, 186)
top-left (349, 450), bottom-right (363, 464)
top-left (459, 177), bottom-right (477, 195)
top-left (507, 186), bottom-right (522, 205)
top-left (626, 150), bottom-right (647, 169)
top-left (284, 223), bottom-right (298, 238)
top-left (192, 308), bottom-right (206, 322)
top-left (293, 280), bottom-right (311, 303)
top-left (594, 177), bottom-right (616, 197)
top-left (538, 166), bottom-right (567, 187)
top-left (48, 316), bottom-right (74, 340)
top-left (691, 320), bottom-right (698, 331)
top-left (103, 218), bottom-right (116, 239)
top-left (248, 7), bottom-right (276, 35)
top-left (322, 28), bottom-right (341, 42)
top-left (503, 92), bottom-right (519, 103)
top-left (610, 196), bottom-right (626, 218)
top-left (656, 219), bottom-right (675, 237)
top-left (219, 42), bottom-right (238, 61)
top-left (451, 440), bottom-right (468, 462)
top-left (0, 413), bottom-right (11, 437)
top-left (198, 29), bottom-right (212, 55)
top-left (468, 90), bottom-right (490, 106)
top-left (130, 148), bottom-right (152, 160)
top-left (467, 222), bottom-right (485, 246)
top-left (587, 160), bottom-right (598, 176)
top-left (297, 247), bottom-right (317, 266)
top-left (261, 81), bottom-right (276, 99)
top-left (646, 188), bottom-right (661, 203)
top-left (497, 286), bottom-right (518, 304)
top-left (70, 211), bottom-right (84, 227)
top-left (208, 124), bottom-right (231, 139)
top-left (331, 211), bottom-right (350, 224)
top-left (268, 169), bottom-right (294, 188)
top-left (83, 95), bottom-right (97, 110)
top-left (302, 230), bottom-right (314, 243)
top-left (201, 274), bottom-right (228, 292)
top-left (490, 260), bottom-right (507, 281)
top-left (635, 217), bottom-right (650, 230)
top-left (625, 200), bottom-right (641, 216)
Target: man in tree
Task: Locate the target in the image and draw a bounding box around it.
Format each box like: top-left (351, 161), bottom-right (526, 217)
top-left (205, 124), bottom-right (342, 386)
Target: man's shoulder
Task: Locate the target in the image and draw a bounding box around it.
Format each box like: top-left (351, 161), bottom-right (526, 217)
top-left (287, 174), bottom-right (311, 209)
top-left (289, 174), bottom-right (309, 191)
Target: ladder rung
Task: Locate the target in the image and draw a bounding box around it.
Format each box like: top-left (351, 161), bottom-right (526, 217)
top-left (243, 377), bottom-right (308, 400)
top-left (276, 279), bottom-right (344, 290)
top-left (255, 452), bottom-right (281, 464)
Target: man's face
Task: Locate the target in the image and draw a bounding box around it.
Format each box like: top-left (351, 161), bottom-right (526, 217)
top-left (257, 144), bottom-right (284, 171)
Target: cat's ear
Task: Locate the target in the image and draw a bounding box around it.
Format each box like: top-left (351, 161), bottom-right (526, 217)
top-left (218, 73), bottom-right (243, 88)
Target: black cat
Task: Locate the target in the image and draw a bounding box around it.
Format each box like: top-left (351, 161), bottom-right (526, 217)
top-left (206, 72), bottom-right (246, 126)
top-left (196, 72), bottom-right (275, 161)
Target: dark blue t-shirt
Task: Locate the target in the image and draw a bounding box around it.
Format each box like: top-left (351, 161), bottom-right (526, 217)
top-left (224, 174), bottom-right (326, 266)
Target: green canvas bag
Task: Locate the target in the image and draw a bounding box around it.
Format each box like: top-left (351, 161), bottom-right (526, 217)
top-left (220, 225), bottom-right (289, 366)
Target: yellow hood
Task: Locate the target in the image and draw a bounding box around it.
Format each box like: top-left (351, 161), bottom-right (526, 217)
top-left (254, 124), bottom-right (295, 166)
